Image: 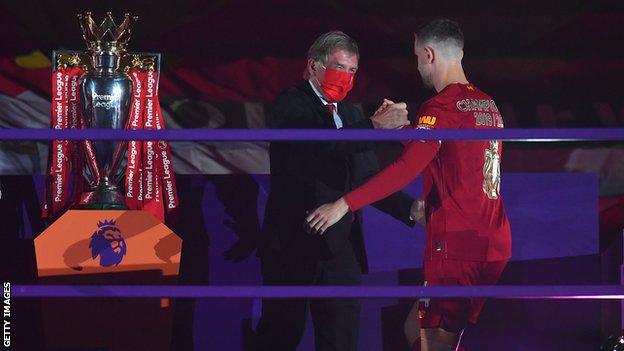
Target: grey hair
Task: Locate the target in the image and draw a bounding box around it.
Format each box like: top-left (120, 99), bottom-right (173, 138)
top-left (304, 30), bottom-right (359, 79)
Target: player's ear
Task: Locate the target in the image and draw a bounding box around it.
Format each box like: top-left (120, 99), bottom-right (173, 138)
top-left (424, 46), bottom-right (435, 64)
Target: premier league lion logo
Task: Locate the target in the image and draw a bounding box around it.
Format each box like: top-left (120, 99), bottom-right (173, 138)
top-left (88, 219), bottom-right (127, 267)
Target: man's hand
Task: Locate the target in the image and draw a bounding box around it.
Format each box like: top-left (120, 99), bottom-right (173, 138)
top-left (371, 98), bottom-right (410, 129)
top-left (410, 198), bottom-right (426, 226)
top-left (373, 98), bottom-right (394, 116)
top-left (305, 197), bottom-right (350, 235)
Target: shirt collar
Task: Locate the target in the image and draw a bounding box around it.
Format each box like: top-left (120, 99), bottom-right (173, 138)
top-left (308, 80), bottom-right (337, 109)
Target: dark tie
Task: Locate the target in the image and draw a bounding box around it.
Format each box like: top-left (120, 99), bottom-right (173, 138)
top-left (325, 103), bottom-right (335, 116)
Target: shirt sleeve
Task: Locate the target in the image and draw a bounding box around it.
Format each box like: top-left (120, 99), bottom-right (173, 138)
top-left (344, 101), bottom-right (450, 212)
top-left (344, 140), bottom-right (439, 212)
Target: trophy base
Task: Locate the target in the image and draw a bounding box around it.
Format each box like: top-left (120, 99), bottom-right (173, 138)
top-left (74, 186), bottom-right (129, 210)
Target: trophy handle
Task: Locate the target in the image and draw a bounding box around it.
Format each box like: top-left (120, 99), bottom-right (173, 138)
top-left (108, 140), bottom-right (128, 187)
top-left (82, 139), bottom-right (100, 186)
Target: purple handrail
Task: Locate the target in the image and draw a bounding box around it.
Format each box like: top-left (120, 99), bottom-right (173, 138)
top-left (11, 285), bottom-right (624, 299)
top-left (0, 128), bottom-right (621, 141)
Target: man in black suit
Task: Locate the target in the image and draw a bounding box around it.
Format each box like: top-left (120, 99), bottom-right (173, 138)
top-left (254, 31), bottom-right (419, 351)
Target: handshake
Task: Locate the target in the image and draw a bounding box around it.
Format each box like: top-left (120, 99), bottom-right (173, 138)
top-left (370, 98), bottom-right (410, 129)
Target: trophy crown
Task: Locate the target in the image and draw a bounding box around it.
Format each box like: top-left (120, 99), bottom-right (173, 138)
top-left (77, 12), bottom-right (138, 53)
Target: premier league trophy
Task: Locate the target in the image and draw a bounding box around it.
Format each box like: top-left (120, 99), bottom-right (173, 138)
top-left (47, 11), bottom-right (176, 217)
top-left (37, 12), bottom-right (182, 350)
top-left (75, 12), bottom-right (137, 209)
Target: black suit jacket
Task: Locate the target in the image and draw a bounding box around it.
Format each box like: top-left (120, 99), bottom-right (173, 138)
top-left (262, 81), bottom-right (414, 272)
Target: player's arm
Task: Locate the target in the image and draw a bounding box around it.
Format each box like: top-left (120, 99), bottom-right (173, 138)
top-left (304, 139), bottom-right (439, 235)
top-left (345, 140), bottom-right (439, 212)
top-left (304, 102), bottom-right (447, 234)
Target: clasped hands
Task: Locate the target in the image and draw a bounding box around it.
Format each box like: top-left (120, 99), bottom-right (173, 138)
top-left (370, 98), bottom-right (410, 129)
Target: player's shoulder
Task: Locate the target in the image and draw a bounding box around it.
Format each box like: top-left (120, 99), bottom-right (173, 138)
top-left (419, 96), bottom-right (447, 114)
top-left (415, 91), bottom-right (455, 121)
top-left (469, 84), bottom-right (495, 101)
top-left (414, 84), bottom-right (482, 129)
top-left (414, 97), bottom-right (452, 129)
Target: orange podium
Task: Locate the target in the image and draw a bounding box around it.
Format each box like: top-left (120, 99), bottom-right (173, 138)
top-left (34, 210), bottom-right (182, 351)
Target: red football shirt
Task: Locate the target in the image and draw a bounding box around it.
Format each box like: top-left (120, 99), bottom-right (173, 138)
top-left (345, 83), bottom-right (511, 262)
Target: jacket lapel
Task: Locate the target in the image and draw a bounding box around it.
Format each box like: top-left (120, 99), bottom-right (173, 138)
top-left (299, 81), bottom-right (337, 128)
top-left (337, 102), bottom-right (354, 127)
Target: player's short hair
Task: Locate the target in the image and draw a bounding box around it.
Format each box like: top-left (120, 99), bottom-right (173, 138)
top-left (304, 31), bottom-right (359, 79)
top-left (416, 18), bottom-right (464, 59)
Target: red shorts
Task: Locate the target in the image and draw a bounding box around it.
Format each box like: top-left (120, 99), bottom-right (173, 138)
top-left (418, 259), bottom-right (508, 332)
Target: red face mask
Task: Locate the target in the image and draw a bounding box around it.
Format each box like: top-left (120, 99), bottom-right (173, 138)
top-left (319, 67), bottom-right (355, 102)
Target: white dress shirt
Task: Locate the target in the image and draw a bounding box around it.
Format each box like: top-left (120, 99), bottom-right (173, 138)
top-left (308, 80), bottom-right (343, 129)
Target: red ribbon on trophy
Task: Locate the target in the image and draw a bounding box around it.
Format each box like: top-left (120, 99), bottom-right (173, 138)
top-left (67, 68), bottom-right (87, 205)
top-left (125, 68), bottom-right (146, 211)
top-left (126, 63), bottom-right (179, 221)
top-left (155, 89), bottom-right (179, 213)
top-left (141, 68), bottom-right (163, 218)
top-left (44, 56), bottom-right (179, 221)
top-left (43, 65), bottom-right (84, 217)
